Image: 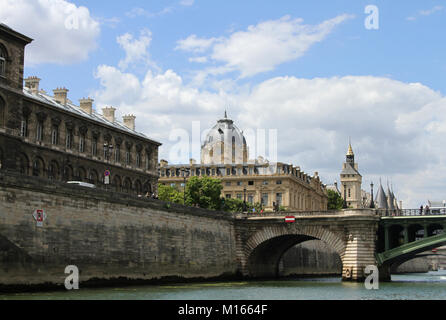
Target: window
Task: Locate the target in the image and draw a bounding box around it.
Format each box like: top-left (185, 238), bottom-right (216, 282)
top-left (276, 193), bottom-right (283, 206)
top-left (92, 137), bottom-right (98, 156)
top-left (79, 135), bottom-right (85, 153)
top-left (115, 145), bottom-right (121, 162)
top-left (262, 180), bottom-right (269, 185)
top-left (237, 181), bottom-right (242, 186)
top-left (248, 181), bottom-right (254, 186)
top-left (225, 182), bottom-right (231, 186)
top-left (261, 193), bottom-right (269, 206)
top-left (36, 121), bottom-right (43, 142)
top-left (348, 188), bottom-right (351, 198)
top-left (66, 129), bottom-right (73, 149)
top-left (20, 117), bottom-right (28, 137)
top-left (0, 97), bottom-right (4, 127)
top-left (249, 167), bottom-right (253, 175)
top-left (0, 46), bottom-right (6, 77)
top-left (125, 150), bottom-right (130, 165)
top-left (226, 168), bottom-right (231, 176)
top-left (51, 126), bottom-right (59, 145)
top-left (226, 194), bottom-right (232, 199)
top-left (237, 194), bottom-right (242, 200)
top-left (276, 180), bottom-right (282, 185)
top-left (145, 151), bottom-right (151, 170)
top-left (248, 195), bottom-right (254, 204)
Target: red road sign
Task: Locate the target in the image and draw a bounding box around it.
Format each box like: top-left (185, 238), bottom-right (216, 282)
top-left (285, 216), bottom-right (296, 223)
top-left (104, 170), bottom-right (111, 177)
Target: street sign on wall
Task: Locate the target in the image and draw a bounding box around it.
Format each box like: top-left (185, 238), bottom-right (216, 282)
top-left (285, 216), bottom-right (296, 223)
top-left (33, 209), bottom-right (46, 227)
top-left (104, 170), bottom-right (110, 185)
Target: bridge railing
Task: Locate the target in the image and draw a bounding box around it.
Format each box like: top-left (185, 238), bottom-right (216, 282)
top-left (377, 208), bottom-right (446, 217)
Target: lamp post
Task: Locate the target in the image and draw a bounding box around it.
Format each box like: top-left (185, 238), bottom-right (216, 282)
top-left (243, 187), bottom-right (247, 212)
top-left (181, 168), bottom-right (190, 206)
top-left (370, 182), bottom-right (375, 208)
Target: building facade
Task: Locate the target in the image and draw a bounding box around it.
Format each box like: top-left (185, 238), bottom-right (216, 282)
top-left (0, 24), bottom-right (161, 195)
top-left (159, 114), bottom-right (328, 211)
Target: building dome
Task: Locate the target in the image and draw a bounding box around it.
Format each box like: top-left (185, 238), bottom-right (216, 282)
top-left (201, 112), bottom-right (248, 164)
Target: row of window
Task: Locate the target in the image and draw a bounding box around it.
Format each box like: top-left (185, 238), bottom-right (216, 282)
top-left (16, 153), bottom-right (153, 195)
top-left (0, 45), bottom-right (6, 78)
top-left (224, 192), bottom-right (283, 206)
top-left (19, 115), bottom-right (153, 170)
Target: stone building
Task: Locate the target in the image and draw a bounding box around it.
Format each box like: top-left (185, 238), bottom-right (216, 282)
top-left (340, 143), bottom-right (363, 209)
top-left (0, 24), bottom-right (161, 195)
top-left (159, 114), bottom-right (328, 211)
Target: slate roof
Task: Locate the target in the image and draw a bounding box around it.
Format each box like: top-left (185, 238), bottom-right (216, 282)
top-left (22, 87), bottom-right (161, 146)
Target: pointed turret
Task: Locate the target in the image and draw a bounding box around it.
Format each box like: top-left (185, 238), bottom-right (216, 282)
top-left (375, 180), bottom-right (388, 209)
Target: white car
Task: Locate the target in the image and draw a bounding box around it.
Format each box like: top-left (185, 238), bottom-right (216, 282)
top-left (67, 181), bottom-right (96, 188)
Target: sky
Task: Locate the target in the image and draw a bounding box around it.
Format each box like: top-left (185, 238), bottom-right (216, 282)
top-left (1, 0), bottom-right (446, 208)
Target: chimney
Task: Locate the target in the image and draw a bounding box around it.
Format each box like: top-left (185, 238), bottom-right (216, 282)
top-left (102, 107), bottom-right (116, 123)
top-left (79, 98), bottom-right (94, 115)
top-left (24, 76), bottom-right (41, 95)
top-left (53, 87), bottom-right (69, 105)
top-left (190, 158), bottom-right (196, 166)
top-left (123, 114), bottom-right (136, 131)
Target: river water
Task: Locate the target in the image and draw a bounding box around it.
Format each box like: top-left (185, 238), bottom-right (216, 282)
top-left (1, 270), bottom-right (446, 300)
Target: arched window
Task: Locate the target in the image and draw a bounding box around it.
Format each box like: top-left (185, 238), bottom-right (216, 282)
top-left (123, 178), bottom-right (132, 193)
top-left (78, 167), bottom-right (86, 182)
top-left (32, 157), bottom-right (45, 177)
top-left (0, 96), bottom-right (5, 128)
top-left (143, 181), bottom-right (152, 195)
top-left (64, 165), bottom-right (73, 181)
top-left (18, 153), bottom-right (29, 175)
top-left (134, 180), bottom-right (142, 195)
top-left (48, 160), bottom-right (60, 180)
top-left (88, 169), bottom-right (98, 185)
top-left (112, 175), bottom-right (122, 192)
top-left (0, 45), bottom-right (6, 77)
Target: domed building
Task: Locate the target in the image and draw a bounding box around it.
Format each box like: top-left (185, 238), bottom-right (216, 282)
top-left (201, 112), bottom-right (248, 165)
top-left (159, 113), bottom-right (328, 212)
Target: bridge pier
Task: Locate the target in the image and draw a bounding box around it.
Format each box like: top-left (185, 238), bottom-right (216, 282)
top-left (341, 222), bottom-right (378, 282)
top-left (378, 265), bottom-right (392, 282)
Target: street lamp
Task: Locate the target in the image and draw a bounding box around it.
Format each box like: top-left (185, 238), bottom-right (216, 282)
top-left (243, 187), bottom-right (247, 212)
top-left (181, 168), bottom-right (190, 205)
top-left (370, 182), bottom-right (375, 209)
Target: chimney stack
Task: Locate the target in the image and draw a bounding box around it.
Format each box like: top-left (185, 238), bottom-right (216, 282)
top-left (102, 107), bottom-right (116, 123)
top-left (53, 87), bottom-right (69, 105)
top-left (79, 98), bottom-right (94, 115)
top-left (123, 114), bottom-right (136, 131)
top-left (24, 76), bottom-right (41, 95)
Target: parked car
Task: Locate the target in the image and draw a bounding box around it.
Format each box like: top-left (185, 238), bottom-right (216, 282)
top-left (67, 181), bottom-right (96, 189)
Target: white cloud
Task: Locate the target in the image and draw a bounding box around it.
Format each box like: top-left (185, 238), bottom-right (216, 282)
top-left (177, 14), bottom-right (354, 78)
top-left (420, 5), bottom-right (443, 16)
top-left (0, 0), bottom-right (100, 65)
top-left (180, 0), bottom-right (194, 6)
top-left (407, 5), bottom-right (443, 21)
top-left (117, 29), bottom-right (158, 71)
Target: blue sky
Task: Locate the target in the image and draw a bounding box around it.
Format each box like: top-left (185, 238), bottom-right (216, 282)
top-left (2, 0), bottom-right (446, 207)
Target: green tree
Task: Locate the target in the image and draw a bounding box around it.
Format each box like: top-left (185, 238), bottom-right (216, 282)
top-left (327, 189), bottom-right (344, 210)
top-left (185, 176), bottom-right (223, 210)
top-left (158, 184), bottom-right (183, 204)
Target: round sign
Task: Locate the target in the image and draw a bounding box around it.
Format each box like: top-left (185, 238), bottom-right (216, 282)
top-left (104, 170), bottom-right (111, 177)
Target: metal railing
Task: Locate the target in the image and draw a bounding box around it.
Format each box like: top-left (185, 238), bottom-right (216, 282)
top-left (377, 208), bottom-right (446, 217)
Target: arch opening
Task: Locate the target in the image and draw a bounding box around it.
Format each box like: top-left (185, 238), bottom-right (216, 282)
top-left (247, 234), bottom-right (343, 279)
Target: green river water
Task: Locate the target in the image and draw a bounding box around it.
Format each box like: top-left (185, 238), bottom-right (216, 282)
top-left (1, 270), bottom-right (446, 300)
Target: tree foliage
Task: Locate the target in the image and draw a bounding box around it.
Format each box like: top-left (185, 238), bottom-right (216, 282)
top-left (327, 189), bottom-right (344, 210)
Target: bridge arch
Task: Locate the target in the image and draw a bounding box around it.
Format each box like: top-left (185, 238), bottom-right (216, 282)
top-left (244, 225), bottom-right (346, 278)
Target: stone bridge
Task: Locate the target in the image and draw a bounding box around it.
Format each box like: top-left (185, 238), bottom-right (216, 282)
top-left (233, 210), bottom-right (379, 281)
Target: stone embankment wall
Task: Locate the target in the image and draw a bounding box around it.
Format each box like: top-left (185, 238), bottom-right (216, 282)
top-left (0, 172), bottom-right (238, 289)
